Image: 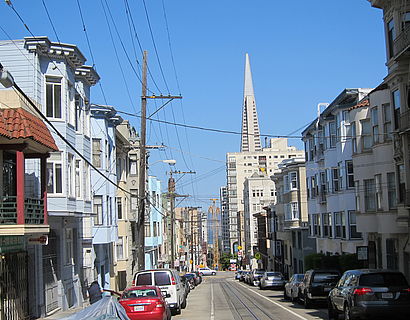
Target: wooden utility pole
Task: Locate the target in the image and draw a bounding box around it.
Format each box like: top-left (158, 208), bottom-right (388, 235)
top-left (136, 51), bottom-right (182, 272)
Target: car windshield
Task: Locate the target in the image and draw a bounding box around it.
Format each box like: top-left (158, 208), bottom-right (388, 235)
top-left (313, 273), bottom-right (339, 282)
top-left (294, 274), bottom-right (304, 281)
top-left (255, 271), bottom-right (265, 275)
top-left (136, 273), bottom-right (152, 285)
top-left (184, 274), bottom-right (194, 279)
top-left (359, 273), bottom-right (408, 287)
top-left (154, 272), bottom-right (171, 286)
top-left (123, 289), bottom-right (157, 299)
top-left (266, 272), bottom-right (282, 278)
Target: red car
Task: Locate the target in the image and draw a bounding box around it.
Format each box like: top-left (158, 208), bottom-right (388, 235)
top-left (118, 286), bottom-right (171, 320)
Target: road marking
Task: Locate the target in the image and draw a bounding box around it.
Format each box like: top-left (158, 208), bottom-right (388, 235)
top-left (239, 283), bottom-right (308, 320)
top-left (210, 281), bottom-right (215, 320)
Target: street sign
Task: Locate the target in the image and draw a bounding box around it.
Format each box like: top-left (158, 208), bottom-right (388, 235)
top-left (238, 246), bottom-right (242, 250)
top-left (254, 252), bottom-right (261, 260)
top-left (230, 259), bottom-right (237, 263)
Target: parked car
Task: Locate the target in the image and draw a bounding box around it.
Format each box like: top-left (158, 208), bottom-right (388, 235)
top-left (244, 271), bottom-right (252, 284)
top-left (235, 270), bottom-right (243, 280)
top-left (193, 271), bottom-right (202, 284)
top-left (328, 269), bottom-right (410, 320)
top-left (180, 275), bottom-right (191, 298)
top-left (250, 269), bottom-right (266, 287)
top-left (259, 271), bottom-right (285, 290)
top-left (182, 273), bottom-right (196, 289)
top-left (198, 267), bottom-right (217, 276)
top-left (299, 269), bottom-right (341, 308)
top-left (133, 269), bottom-right (185, 315)
top-left (283, 273), bottom-right (304, 301)
top-left (118, 286), bottom-right (171, 320)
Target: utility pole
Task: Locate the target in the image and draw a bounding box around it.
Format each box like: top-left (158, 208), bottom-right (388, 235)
top-left (168, 170), bottom-right (195, 269)
top-left (136, 51), bottom-right (182, 272)
top-left (209, 199), bottom-right (220, 270)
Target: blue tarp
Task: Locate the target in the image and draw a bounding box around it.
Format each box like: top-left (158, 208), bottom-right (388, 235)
top-left (60, 296), bottom-right (130, 320)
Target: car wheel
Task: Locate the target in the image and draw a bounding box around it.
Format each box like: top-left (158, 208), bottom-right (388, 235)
top-left (176, 305), bottom-right (182, 315)
top-left (212, 272), bottom-right (216, 276)
top-left (327, 301), bottom-right (338, 320)
top-left (303, 292), bottom-right (311, 309)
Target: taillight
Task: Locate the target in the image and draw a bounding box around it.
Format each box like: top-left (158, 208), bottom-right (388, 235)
top-left (156, 303), bottom-right (164, 308)
top-left (353, 288), bottom-right (373, 295)
top-left (171, 277), bottom-right (176, 285)
top-left (402, 288), bottom-right (410, 292)
top-left (132, 280), bottom-right (135, 286)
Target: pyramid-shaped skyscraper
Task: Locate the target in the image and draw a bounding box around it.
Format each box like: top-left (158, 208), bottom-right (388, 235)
top-left (240, 53), bottom-right (262, 152)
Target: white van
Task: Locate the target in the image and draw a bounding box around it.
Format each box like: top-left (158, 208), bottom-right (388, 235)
top-left (132, 269), bottom-right (186, 314)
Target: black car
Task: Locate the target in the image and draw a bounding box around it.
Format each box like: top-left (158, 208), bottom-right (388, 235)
top-left (328, 269), bottom-right (410, 320)
top-left (182, 273), bottom-right (195, 290)
top-left (299, 269), bottom-right (341, 308)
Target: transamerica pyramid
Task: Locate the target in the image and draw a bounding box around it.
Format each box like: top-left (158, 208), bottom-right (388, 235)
top-left (240, 53), bottom-right (262, 152)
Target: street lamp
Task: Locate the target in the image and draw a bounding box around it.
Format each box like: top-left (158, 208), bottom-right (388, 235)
top-left (149, 159), bottom-right (176, 167)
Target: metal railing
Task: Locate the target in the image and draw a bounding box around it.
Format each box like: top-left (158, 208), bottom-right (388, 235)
top-left (394, 24), bottom-right (410, 58)
top-left (0, 196), bottom-right (44, 225)
top-left (399, 109), bottom-right (410, 132)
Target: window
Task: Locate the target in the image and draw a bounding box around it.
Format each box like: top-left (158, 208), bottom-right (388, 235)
top-left (329, 121), bottom-right (337, 147)
top-left (145, 223), bottom-right (151, 237)
top-left (398, 164), bottom-right (406, 203)
top-left (322, 213), bottom-right (332, 238)
top-left (383, 104), bottom-right (392, 141)
top-left (75, 94), bottom-right (83, 132)
top-left (387, 19), bottom-right (395, 58)
top-left (284, 175), bottom-right (289, 192)
top-left (361, 120), bottom-right (372, 151)
top-left (68, 154), bottom-right (74, 197)
top-left (116, 237), bottom-right (124, 260)
top-left (387, 172), bottom-right (397, 209)
top-left (290, 172), bottom-right (298, 190)
top-left (355, 181), bottom-right (360, 212)
top-left (386, 238), bottom-right (398, 270)
top-left (351, 122), bottom-right (357, 153)
top-left (375, 174), bottom-right (382, 210)
top-left (93, 195), bottom-right (103, 225)
top-left (334, 212), bottom-right (346, 238)
top-left (75, 159), bottom-right (81, 198)
top-left (45, 76), bottom-right (62, 118)
top-left (107, 196), bottom-right (112, 226)
top-left (67, 82), bottom-right (75, 126)
top-left (392, 89), bottom-right (401, 130)
top-left (47, 152), bottom-right (63, 194)
top-left (349, 211), bottom-right (361, 239)
top-left (371, 107), bottom-right (379, 144)
top-left (332, 167), bottom-right (339, 192)
top-left (84, 162), bottom-right (90, 200)
top-left (364, 179), bottom-right (376, 211)
top-left (130, 159), bottom-right (138, 175)
top-left (117, 197), bottom-right (123, 220)
top-left (313, 214), bottom-right (320, 236)
top-left (131, 189), bottom-right (138, 214)
top-left (92, 139), bottom-right (102, 167)
top-left (346, 161), bottom-right (354, 188)
top-left (65, 228), bottom-right (73, 265)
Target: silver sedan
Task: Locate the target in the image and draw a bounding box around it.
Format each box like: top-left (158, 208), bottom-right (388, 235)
top-left (259, 272), bottom-right (285, 290)
top-left (283, 273), bottom-right (304, 301)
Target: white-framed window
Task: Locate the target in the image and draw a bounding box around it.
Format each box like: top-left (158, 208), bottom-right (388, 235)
top-left (290, 202), bottom-right (299, 220)
top-left (361, 119), bottom-right (372, 151)
top-left (145, 223), bottom-right (151, 237)
top-left (312, 214), bottom-right (320, 236)
top-left (75, 93), bottom-right (83, 132)
top-left (65, 228), bottom-right (73, 265)
top-left (68, 153), bottom-right (74, 198)
top-left (130, 159), bottom-right (138, 175)
top-left (290, 172), bottom-right (298, 190)
top-left (93, 195), bottom-right (103, 225)
top-left (346, 160), bottom-right (354, 188)
top-left (375, 174), bottom-right (382, 210)
top-left (351, 121), bottom-right (357, 153)
top-left (355, 181), bottom-right (360, 211)
top-left (67, 82), bottom-right (75, 126)
top-left (75, 159), bottom-right (81, 198)
top-left (349, 211), bottom-right (361, 239)
top-left (47, 152), bottom-right (63, 194)
top-left (116, 236), bottom-right (124, 260)
top-left (284, 175), bottom-right (290, 192)
top-left (334, 212), bottom-right (346, 238)
top-left (83, 162), bottom-right (90, 200)
top-left (332, 167), bottom-right (340, 192)
top-left (92, 139), bottom-right (102, 167)
top-left (45, 76), bottom-right (62, 119)
top-left (322, 213), bottom-right (332, 238)
top-left (383, 104), bottom-right (392, 142)
top-left (364, 179), bottom-right (376, 211)
top-left (107, 196), bottom-right (112, 226)
top-left (131, 189), bottom-right (138, 214)
top-left (372, 107), bottom-right (379, 144)
top-left (117, 197), bottom-right (123, 220)
top-left (105, 140), bottom-right (109, 170)
top-left (392, 89), bottom-right (401, 129)
top-left (387, 172), bottom-right (397, 209)
top-left (329, 121), bottom-right (337, 147)
top-left (387, 18), bottom-right (395, 59)
top-left (84, 105), bottom-right (90, 137)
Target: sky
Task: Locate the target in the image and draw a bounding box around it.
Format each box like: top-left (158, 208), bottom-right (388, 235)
top-left (0, 0), bottom-right (387, 209)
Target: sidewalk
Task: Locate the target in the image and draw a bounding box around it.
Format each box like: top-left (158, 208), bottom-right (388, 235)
top-left (38, 305), bottom-right (88, 320)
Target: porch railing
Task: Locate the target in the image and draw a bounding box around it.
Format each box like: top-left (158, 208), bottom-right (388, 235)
top-left (0, 196), bottom-right (44, 225)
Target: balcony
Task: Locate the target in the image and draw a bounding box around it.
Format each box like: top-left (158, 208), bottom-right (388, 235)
top-left (399, 109), bottom-right (410, 132)
top-left (0, 196), bottom-right (49, 235)
top-left (393, 24), bottom-right (410, 60)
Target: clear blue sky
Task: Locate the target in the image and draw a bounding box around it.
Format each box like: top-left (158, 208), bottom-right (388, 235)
top-left (1, 0), bottom-right (386, 209)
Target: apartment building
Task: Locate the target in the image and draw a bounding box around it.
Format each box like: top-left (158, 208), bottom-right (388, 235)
top-left (271, 158), bottom-right (316, 276)
top-left (302, 88), bottom-right (371, 256)
top-left (220, 186), bottom-right (230, 253)
top-left (227, 138), bottom-right (304, 254)
top-left (368, 0), bottom-right (410, 279)
top-left (0, 36), bottom-right (99, 315)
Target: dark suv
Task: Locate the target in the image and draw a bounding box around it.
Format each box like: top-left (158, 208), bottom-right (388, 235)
top-left (328, 269), bottom-right (410, 320)
top-left (299, 269), bottom-right (341, 308)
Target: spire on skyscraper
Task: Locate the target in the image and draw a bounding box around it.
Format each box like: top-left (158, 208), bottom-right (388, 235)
top-left (240, 53), bottom-right (262, 152)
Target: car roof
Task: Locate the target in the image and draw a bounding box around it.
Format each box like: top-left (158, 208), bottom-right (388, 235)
top-left (123, 285), bottom-right (159, 290)
top-left (345, 269), bottom-right (405, 275)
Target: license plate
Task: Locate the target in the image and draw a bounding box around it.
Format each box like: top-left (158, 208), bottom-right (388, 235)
top-left (134, 306), bottom-right (144, 312)
top-left (382, 292), bottom-right (393, 299)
